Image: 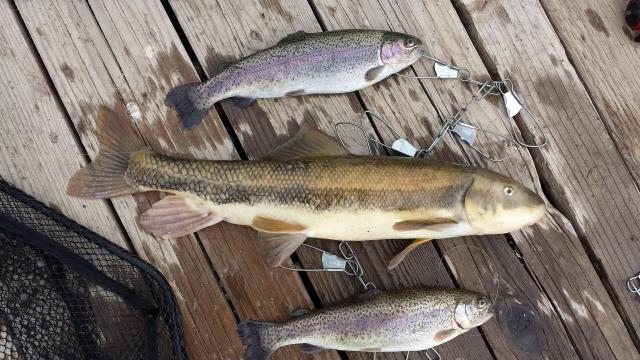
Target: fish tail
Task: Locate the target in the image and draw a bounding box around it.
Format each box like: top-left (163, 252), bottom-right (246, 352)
top-left (237, 320), bottom-right (280, 360)
top-left (165, 82), bottom-right (209, 129)
top-left (66, 106), bottom-right (147, 199)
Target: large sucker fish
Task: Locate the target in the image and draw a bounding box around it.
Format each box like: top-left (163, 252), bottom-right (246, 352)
top-left (165, 29), bottom-right (424, 128)
top-left (67, 108), bottom-right (545, 269)
top-left (237, 288), bottom-right (494, 359)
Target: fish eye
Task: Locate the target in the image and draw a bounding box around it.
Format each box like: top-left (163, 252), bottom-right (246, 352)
top-left (405, 38), bottom-right (416, 48)
top-left (504, 186), bottom-right (514, 197)
top-left (478, 299), bottom-right (487, 308)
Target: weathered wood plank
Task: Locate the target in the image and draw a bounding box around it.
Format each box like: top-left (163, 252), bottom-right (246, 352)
top-left (0, 0), bottom-right (129, 250)
top-left (16, 1), bottom-right (336, 359)
top-left (537, 0), bottom-right (640, 181)
top-left (167, 0), bottom-right (495, 359)
top-left (310, 0), bottom-right (638, 358)
top-left (452, 0), bottom-right (640, 353)
top-left (533, 0), bottom-right (640, 337)
top-left (15, 1), bottom-right (240, 358)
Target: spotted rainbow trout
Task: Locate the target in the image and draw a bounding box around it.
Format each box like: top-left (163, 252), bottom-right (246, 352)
top-left (67, 108), bottom-right (545, 268)
top-left (237, 288), bottom-right (494, 359)
top-left (165, 29), bottom-right (424, 128)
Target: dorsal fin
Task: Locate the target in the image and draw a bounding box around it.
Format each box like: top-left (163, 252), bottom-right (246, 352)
top-left (278, 31), bottom-right (308, 44)
top-left (265, 120), bottom-right (350, 160)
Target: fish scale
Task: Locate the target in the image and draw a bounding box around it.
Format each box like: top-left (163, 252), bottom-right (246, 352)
top-left (67, 107), bottom-right (545, 268)
top-left (127, 153), bottom-right (475, 212)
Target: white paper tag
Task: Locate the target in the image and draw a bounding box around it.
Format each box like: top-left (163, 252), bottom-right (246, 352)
top-left (434, 62), bottom-right (459, 78)
top-left (503, 91), bottom-right (523, 118)
top-left (322, 252), bottom-right (348, 271)
top-left (391, 138), bottom-right (419, 157)
top-left (451, 123), bottom-right (477, 145)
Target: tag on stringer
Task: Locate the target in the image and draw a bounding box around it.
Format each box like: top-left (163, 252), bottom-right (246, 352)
top-left (434, 62), bottom-right (459, 78)
top-left (321, 252), bottom-right (348, 271)
top-left (391, 138), bottom-right (419, 157)
top-left (503, 91), bottom-right (523, 118)
top-left (451, 122), bottom-right (477, 145)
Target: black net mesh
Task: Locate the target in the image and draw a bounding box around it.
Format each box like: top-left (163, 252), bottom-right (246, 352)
top-left (0, 180), bottom-right (185, 360)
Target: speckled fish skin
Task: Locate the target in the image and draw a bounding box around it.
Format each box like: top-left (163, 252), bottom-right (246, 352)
top-left (165, 30), bottom-right (424, 128)
top-left (199, 30), bottom-right (422, 104)
top-left (237, 288), bottom-right (493, 358)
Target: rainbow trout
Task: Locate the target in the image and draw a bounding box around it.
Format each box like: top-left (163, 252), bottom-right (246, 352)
top-left (67, 108), bottom-right (545, 268)
top-left (165, 29), bottom-right (424, 128)
top-left (237, 288), bottom-right (493, 359)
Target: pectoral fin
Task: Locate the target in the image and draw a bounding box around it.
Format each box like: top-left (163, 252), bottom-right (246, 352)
top-left (137, 194), bottom-right (221, 238)
top-left (433, 328), bottom-right (460, 343)
top-left (387, 238), bottom-right (432, 270)
top-left (365, 66), bottom-right (386, 81)
top-left (257, 231), bottom-right (307, 267)
top-left (393, 218), bottom-right (459, 232)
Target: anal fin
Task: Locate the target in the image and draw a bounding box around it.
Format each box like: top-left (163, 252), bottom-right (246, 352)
top-left (230, 96), bottom-right (256, 108)
top-left (299, 343), bottom-right (324, 353)
top-left (137, 194), bottom-right (221, 238)
top-left (387, 238), bottom-right (432, 270)
top-left (257, 231), bottom-right (306, 267)
top-left (285, 89), bottom-right (306, 96)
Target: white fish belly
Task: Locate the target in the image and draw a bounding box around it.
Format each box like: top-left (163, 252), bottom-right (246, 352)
top-left (304, 334), bottom-right (440, 353)
top-left (238, 70), bottom-right (374, 98)
top-left (212, 203), bottom-right (472, 240)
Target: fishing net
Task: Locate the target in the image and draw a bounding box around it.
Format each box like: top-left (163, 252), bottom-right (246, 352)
top-left (0, 179), bottom-right (185, 360)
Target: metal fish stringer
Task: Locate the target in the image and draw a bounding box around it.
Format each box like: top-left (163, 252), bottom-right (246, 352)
top-left (395, 53), bottom-right (548, 161)
top-left (335, 111), bottom-right (420, 157)
top-left (371, 347), bottom-right (440, 360)
top-left (627, 272), bottom-right (640, 296)
top-left (279, 241), bottom-right (375, 291)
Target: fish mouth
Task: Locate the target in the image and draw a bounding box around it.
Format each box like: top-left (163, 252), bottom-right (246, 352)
top-left (526, 199), bottom-right (546, 226)
top-left (408, 47), bottom-right (425, 63)
top-left (472, 310), bottom-right (495, 328)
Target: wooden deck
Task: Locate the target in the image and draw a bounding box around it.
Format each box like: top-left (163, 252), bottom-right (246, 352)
top-left (1, 0), bottom-right (639, 358)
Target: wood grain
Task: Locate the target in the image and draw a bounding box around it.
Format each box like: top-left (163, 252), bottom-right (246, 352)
top-left (0, 0), bottom-right (129, 249)
top-left (310, 0), bottom-right (638, 358)
top-left (453, 0), bottom-right (640, 354)
top-left (16, 0), bottom-right (335, 358)
top-left (167, 0), bottom-right (494, 358)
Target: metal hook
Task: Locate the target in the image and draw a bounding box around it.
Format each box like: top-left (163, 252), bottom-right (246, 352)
top-left (279, 242), bottom-right (376, 291)
top-left (335, 111), bottom-right (420, 157)
top-left (279, 243), bottom-right (357, 273)
top-left (628, 272), bottom-right (640, 295)
top-left (338, 242), bottom-right (376, 290)
top-left (397, 54), bottom-right (471, 81)
top-left (500, 87), bottom-right (548, 148)
top-left (426, 348), bottom-right (441, 360)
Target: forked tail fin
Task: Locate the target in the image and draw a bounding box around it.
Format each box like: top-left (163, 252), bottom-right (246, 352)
top-left (66, 106), bottom-right (147, 199)
top-left (165, 82), bottom-right (209, 129)
top-left (237, 320), bottom-right (280, 360)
